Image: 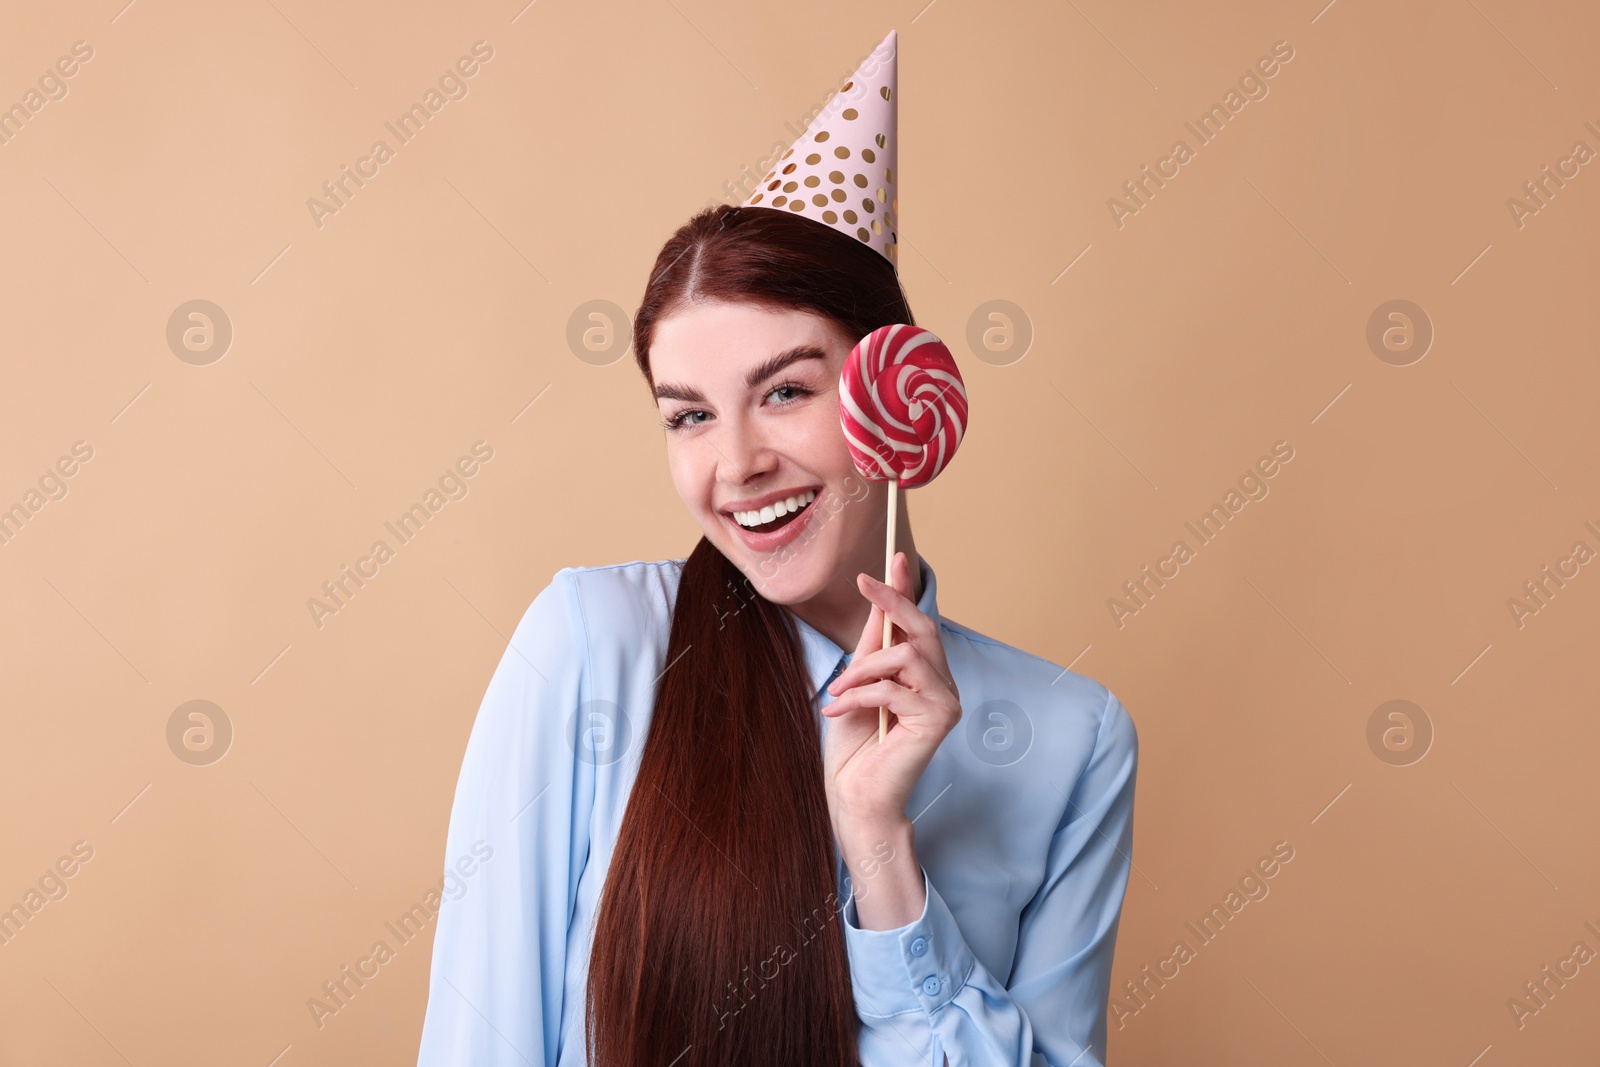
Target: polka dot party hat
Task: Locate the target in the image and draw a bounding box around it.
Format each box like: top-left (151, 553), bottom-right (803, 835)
top-left (742, 29), bottom-right (898, 269)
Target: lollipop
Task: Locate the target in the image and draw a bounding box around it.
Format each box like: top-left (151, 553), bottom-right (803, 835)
top-left (839, 324), bottom-right (969, 740)
top-left (841, 324), bottom-right (968, 488)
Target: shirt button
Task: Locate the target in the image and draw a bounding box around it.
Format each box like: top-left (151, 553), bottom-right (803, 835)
top-left (921, 975), bottom-right (941, 996)
top-left (910, 937), bottom-right (928, 956)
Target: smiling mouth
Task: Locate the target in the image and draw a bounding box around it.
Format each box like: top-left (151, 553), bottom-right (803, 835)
top-left (727, 489), bottom-right (818, 535)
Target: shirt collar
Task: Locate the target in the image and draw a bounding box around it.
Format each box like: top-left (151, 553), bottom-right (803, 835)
top-left (790, 554), bottom-right (940, 699)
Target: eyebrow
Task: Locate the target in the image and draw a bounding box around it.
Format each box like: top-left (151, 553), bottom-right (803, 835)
top-left (653, 344), bottom-right (828, 403)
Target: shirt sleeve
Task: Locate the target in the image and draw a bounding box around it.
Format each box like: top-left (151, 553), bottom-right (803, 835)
top-left (841, 689), bottom-right (1139, 1067)
top-left (417, 569), bottom-right (592, 1067)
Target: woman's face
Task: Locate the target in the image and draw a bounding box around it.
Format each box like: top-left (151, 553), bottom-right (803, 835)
top-left (649, 299), bottom-right (882, 607)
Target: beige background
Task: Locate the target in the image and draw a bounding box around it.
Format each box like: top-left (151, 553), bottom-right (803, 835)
top-left (2, 0), bottom-right (1597, 1063)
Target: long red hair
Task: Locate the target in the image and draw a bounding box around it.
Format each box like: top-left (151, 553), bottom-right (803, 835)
top-left (582, 204), bottom-right (914, 1066)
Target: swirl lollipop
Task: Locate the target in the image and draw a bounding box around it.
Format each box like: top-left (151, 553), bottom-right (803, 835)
top-left (839, 323), bottom-right (969, 740)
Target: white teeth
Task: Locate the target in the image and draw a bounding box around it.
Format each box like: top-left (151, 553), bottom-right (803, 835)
top-left (733, 488), bottom-right (816, 528)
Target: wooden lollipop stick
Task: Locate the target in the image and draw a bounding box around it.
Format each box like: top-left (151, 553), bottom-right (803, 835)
top-left (879, 477), bottom-right (897, 743)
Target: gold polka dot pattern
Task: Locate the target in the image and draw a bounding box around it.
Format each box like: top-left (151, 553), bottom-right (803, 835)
top-left (740, 30), bottom-right (899, 269)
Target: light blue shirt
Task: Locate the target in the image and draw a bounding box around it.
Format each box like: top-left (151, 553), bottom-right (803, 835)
top-left (416, 554), bottom-right (1137, 1067)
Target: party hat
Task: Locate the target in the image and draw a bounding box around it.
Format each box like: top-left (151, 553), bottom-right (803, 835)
top-left (742, 30), bottom-right (898, 268)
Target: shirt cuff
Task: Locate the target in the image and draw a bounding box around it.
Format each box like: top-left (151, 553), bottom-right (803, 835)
top-left (841, 865), bottom-right (978, 1019)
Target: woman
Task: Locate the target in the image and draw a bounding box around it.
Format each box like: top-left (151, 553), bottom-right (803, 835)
top-left (416, 203), bottom-right (1138, 1067)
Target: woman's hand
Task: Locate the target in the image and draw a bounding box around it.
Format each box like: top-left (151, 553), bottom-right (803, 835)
top-left (821, 550), bottom-right (962, 834)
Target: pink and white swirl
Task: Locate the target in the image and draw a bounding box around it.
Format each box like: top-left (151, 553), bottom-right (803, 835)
top-left (839, 324), bottom-right (968, 489)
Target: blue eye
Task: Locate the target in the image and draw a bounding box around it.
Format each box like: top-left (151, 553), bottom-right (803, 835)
top-left (662, 409), bottom-right (710, 431)
top-left (763, 379), bottom-right (815, 407)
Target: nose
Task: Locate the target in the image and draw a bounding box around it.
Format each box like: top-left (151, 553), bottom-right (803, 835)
top-left (715, 409), bottom-right (778, 486)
